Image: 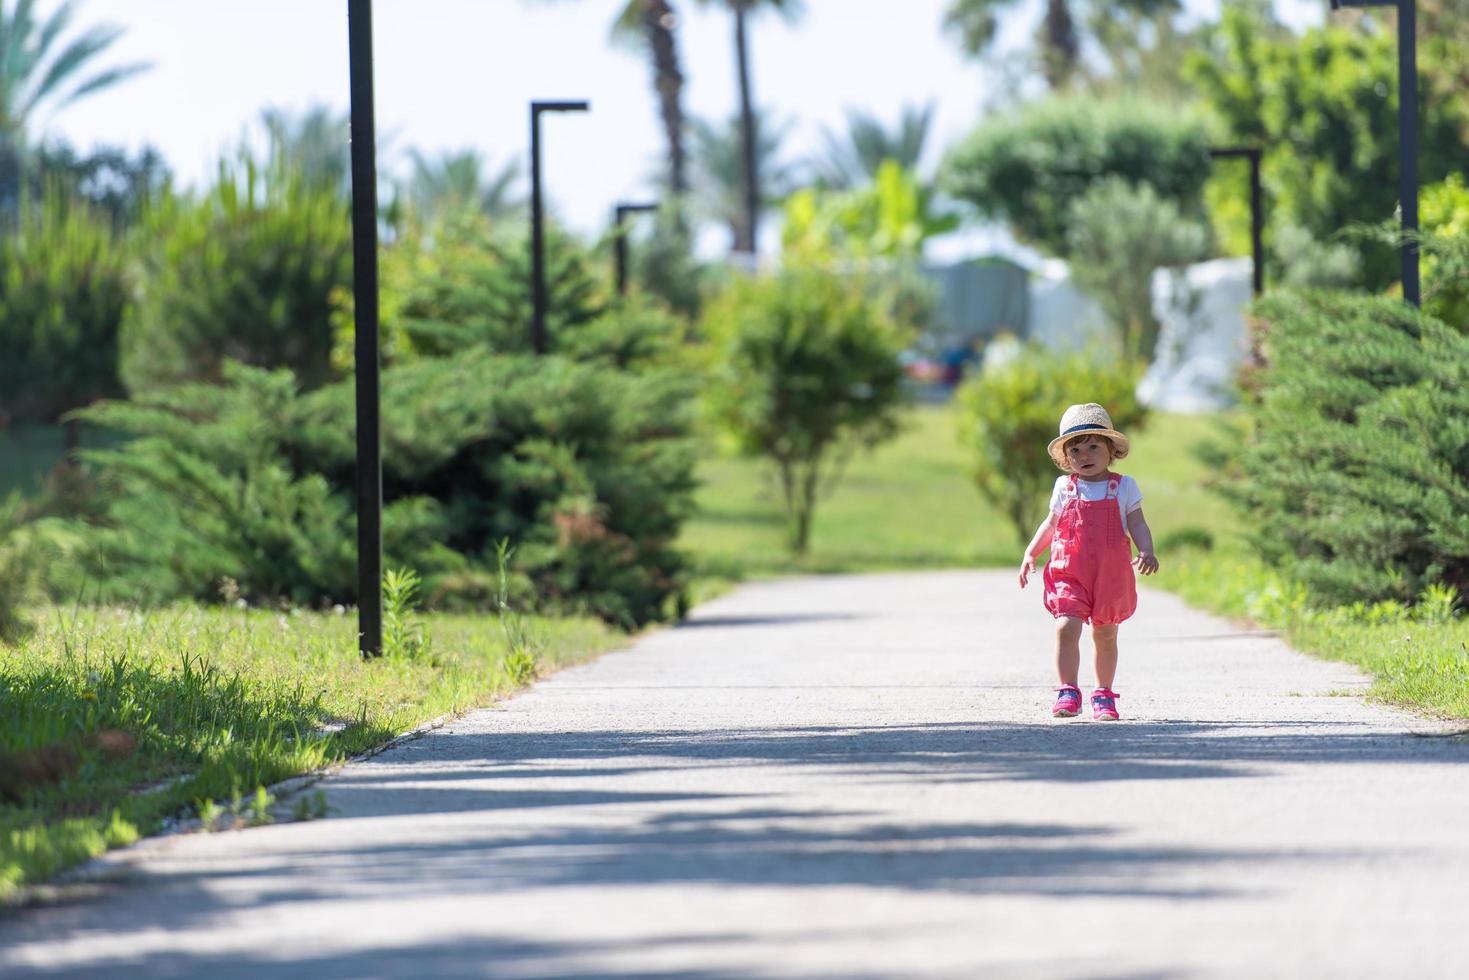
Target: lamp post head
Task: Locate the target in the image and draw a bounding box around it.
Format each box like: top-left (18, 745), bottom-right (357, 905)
top-left (615, 202), bottom-right (659, 224)
top-left (532, 100), bottom-right (591, 115)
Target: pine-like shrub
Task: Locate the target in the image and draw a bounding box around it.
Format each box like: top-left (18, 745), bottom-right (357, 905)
top-left (71, 365), bottom-right (448, 606)
top-left (75, 348), bottom-right (696, 625)
top-left (119, 155), bottom-right (351, 394)
top-left (1231, 292), bottom-right (1469, 605)
top-left (293, 348), bottom-right (697, 627)
top-left (956, 345), bottom-right (1147, 546)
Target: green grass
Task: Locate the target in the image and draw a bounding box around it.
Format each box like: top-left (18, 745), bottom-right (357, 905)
top-left (680, 403), bottom-right (1239, 578)
top-left (1156, 547), bottom-right (1469, 721)
top-left (0, 604), bottom-right (622, 902)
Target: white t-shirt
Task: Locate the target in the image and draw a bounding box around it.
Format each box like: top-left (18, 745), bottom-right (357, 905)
top-left (1049, 474), bottom-right (1143, 526)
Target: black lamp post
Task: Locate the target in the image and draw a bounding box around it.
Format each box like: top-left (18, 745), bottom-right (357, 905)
top-left (347, 0), bottom-right (382, 657)
top-left (530, 100), bottom-right (590, 354)
top-left (1330, 0), bottom-right (1419, 306)
top-left (1208, 147), bottom-right (1265, 297)
top-left (613, 202), bottom-right (658, 296)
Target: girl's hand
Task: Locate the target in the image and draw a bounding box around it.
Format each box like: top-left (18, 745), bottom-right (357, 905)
top-left (1018, 555), bottom-right (1036, 588)
top-left (1133, 551), bottom-right (1159, 576)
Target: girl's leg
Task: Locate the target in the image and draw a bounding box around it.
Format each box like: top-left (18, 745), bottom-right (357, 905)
top-left (1055, 617), bottom-right (1084, 687)
top-left (1092, 624), bottom-right (1119, 689)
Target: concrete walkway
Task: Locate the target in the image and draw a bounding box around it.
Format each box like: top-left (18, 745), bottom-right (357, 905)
top-left (3, 571), bottom-right (1467, 979)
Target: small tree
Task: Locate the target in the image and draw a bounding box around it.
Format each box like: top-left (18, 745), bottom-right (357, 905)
top-left (702, 267), bottom-right (908, 553)
top-left (1066, 177), bottom-right (1210, 363)
top-left (956, 344), bottom-right (1146, 545)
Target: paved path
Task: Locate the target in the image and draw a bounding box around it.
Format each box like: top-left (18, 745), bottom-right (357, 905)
top-left (3, 571), bottom-right (1467, 979)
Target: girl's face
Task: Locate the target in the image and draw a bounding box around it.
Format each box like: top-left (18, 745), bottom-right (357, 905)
top-left (1065, 436), bottom-right (1113, 477)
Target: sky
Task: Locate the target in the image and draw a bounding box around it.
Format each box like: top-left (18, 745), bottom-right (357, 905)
top-left (42, 0), bottom-right (1325, 249)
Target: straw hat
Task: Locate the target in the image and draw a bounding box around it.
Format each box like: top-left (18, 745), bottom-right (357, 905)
top-left (1047, 403), bottom-right (1130, 469)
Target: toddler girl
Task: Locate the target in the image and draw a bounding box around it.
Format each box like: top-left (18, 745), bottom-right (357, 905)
top-left (1017, 403), bottom-right (1158, 720)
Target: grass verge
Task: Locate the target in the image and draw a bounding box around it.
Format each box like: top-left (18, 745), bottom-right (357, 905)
top-left (0, 604), bottom-right (621, 902)
top-left (1156, 548), bottom-right (1469, 721)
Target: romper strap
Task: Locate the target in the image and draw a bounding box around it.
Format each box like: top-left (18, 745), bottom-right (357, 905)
top-left (1105, 476), bottom-right (1120, 500)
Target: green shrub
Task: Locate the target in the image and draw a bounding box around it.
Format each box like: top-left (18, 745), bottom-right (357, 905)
top-left (294, 348), bottom-right (698, 627)
top-left (71, 365), bottom-right (447, 606)
top-left (1066, 178), bottom-right (1211, 363)
top-left (941, 97), bottom-right (1213, 257)
top-left (631, 211), bottom-right (706, 320)
top-left (331, 215), bottom-right (609, 370)
top-left (1187, 9), bottom-right (1469, 290)
top-left (1417, 175), bottom-right (1469, 327)
top-left (956, 345), bottom-right (1147, 545)
top-left (120, 154), bottom-right (351, 393)
top-left (0, 192), bottom-right (127, 427)
top-left (701, 267), bottom-right (908, 554)
top-left (1232, 291), bottom-right (1469, 605)
top-left (78, 350), bottom-right (697, 625)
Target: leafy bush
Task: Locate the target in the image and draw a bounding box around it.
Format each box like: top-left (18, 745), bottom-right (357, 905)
top-left (1231, 291), bottom-right (1469, 605)
top-left (701, 267), bottom-right (908, 554)
top-left (1269, 223), bottom-right (1362, 291)
top-left (1418, 175), bottom-right (1469, 327)
top-left (331, 215), bottom-right (609, 370)
top-left (1187, 8), bottom-right (1469, 290)
top-left (941, 97), bottom-right (1213, 257)
top-left (120, 154), bottom-right (351, 393)
top-left (1066, 178), bottom-right (1211, 363)
top-left (0, 192), bottom-right (127, 427)
top-left (956, 345), bottom-right (1147, 545)
top-left (782, 160), bottom-right (957, 262)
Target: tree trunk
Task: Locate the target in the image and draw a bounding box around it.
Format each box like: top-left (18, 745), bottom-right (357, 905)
top-left (733, 1), bottom-right (759, 258)
top-left (794, 459), bottom-right (820, 555)
top-left (641, 0), bottom-right (687, 198)
top-left (1040, 0), bottom-right (1079, 89)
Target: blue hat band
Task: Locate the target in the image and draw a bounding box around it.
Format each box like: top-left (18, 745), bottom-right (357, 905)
top-left (1061, 423), bottom-right (1109, 436)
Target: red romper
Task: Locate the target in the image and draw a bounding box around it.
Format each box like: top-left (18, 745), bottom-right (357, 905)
top-left (1042, 474), bottom-right (1138, 625)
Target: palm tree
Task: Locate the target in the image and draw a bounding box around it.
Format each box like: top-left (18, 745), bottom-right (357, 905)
top-left (261, 104), bottom-right (350, 197)
top-left (611, 0), bottom-right (688, 200)
top-left (692, 0), bottom-right (803, 258)
top-left (0, 0), bottom-right (150, 206)
top-left (813, 102), bottom-right (935, 190)
top-left (404, 148), bottom-right (522, 226)
top-left (943, 0), bottom-right (1178, 91)
top-left (689, 109), bottom-right (797, 254)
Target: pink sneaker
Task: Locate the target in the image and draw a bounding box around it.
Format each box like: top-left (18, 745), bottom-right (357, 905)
top-left (1091, 688), bottom-right (1121, 721)
top-left (1052, 685), bottom-right (1082, 718)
